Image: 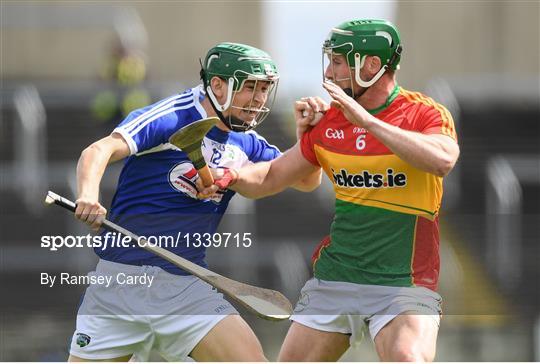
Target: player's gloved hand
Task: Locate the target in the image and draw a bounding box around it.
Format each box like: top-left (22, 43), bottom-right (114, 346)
top-left (294, 96), bottom-right (329, 140)
top-left (195, 168), bottom-right (238, 199)
top-left (74, 197), bottom-right (107, 231)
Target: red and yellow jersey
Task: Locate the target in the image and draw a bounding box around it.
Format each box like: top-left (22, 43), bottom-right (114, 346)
top-left (301, 86), bottom-right (457, 291)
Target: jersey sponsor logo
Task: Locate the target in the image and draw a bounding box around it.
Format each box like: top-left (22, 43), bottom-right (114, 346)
top-left (325, 128), bottom-right (345, 139)
top-left (331, 168), bottom-right (407, 188)
top-left (168, 162), bottom-right (224, 203)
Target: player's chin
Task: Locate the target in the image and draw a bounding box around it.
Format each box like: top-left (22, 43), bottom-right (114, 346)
top-left (239, 110), bottom-right (258, 122)
top-left (335, 82), bottom-right (352, 92)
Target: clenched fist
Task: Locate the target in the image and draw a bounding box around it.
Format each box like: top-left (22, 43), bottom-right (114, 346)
top-left (74, 197), bottom-right (107, 231)
top-left (294, 96), bottom-right (330, 139)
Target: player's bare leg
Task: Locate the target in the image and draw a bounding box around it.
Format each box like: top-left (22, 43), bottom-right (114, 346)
top-left (374, 311), bottom-right (439, 362)
top-left (189, 315), bottom-right (267, 361)
top-left (68, 354), bottom-right (132, 362)
top-left (278, 322), bottom-right (350, 361)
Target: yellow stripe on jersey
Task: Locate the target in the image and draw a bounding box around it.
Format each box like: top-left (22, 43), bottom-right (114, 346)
top-left (315, 144), bottom-right (443, 219)
top-left (400, 89), bottom-right (457, 140)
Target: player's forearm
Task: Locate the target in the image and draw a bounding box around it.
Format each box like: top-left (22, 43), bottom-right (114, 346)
top-left (231, 161), bottom-right (286, 199)
top-left (76, 144), bottom-right (112, 200)
top-left (228, 144), bottom-right (318, 198)
top-left (365, 117), bottom-right (459, 177)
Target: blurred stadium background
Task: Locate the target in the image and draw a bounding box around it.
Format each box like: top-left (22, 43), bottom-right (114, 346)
top-left (1, 1), bottom-right (539, 361)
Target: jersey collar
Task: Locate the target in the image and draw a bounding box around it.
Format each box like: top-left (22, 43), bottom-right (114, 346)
top-left (193, 84), bottom-right (208, 119)
top-left (366, 84), bottom-right (400, 115)
top-left (205, 126), bottom-right (230, 143)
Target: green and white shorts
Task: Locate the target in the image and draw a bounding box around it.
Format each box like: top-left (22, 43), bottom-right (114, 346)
top-left (290, 278), bottom-right (442, 345)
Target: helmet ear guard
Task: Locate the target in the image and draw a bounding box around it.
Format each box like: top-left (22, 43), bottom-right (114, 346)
top-left (354, 53), bottom-right (387, 88)
top-left (206, 76), bottom-right (235, 112)
top-left (200, 58), bottom-right (235, 113)
top-left (353, 43), bottom-right (403, 88)
top-left (200, 58), bottom-right (230, 126)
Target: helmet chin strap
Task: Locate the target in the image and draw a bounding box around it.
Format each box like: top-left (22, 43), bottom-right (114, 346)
top-left (343, 86), bottom-right (370, 99)
top-left (206, 78), bottom-right (235, 112)
top-left (205, 79), bottom-right (254, 132)
top-left (343, 88), bottom-right (354, 97)
top-left (354, 53), bottom-right (387, 88)
top-left (205, 78), bottom-right (239, 130)
top-left (200, 62), bottom-right (239, 130)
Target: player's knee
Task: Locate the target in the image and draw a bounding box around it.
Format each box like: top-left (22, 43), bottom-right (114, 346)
top-left (387, 346), bottom-right (426, 362)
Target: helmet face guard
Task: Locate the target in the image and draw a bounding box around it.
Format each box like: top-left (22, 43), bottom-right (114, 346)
top-left (228, 73), bottom-right (279, 132)
top-left (201, 43), bottom-right (279, 132)
top-left (322, 41), bottom-right (356, 97)
top-left (322, 19), bottom-right (402, 98)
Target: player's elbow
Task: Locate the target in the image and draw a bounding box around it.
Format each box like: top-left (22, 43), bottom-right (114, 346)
top-left (292, 167), bottom-right (323, 192)
top-left (293, 177), bottom-right (322, 192)
top-left (80, 137), bottom-right (125, 165)
top-left (434, 152), bottom-right (459, 177)
top-left (80, 143), bottom-right (101, 161)
top-left (296, 183), bottom-right (320, 193)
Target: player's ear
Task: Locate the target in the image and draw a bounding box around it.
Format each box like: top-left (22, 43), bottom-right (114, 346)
top-left (367, 56), bottom-right (382, 76)
top-left (210, 77), bottom-right (225, 98)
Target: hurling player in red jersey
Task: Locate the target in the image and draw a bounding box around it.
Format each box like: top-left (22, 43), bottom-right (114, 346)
top-left (202, 20), bottom-right (460, 361)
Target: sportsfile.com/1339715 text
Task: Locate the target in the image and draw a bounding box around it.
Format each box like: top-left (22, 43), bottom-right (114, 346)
top-left (40, 232), bottom-right (253, 251)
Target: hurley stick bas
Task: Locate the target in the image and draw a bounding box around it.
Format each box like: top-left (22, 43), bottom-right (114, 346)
top-left (45, 191), bottom-right (293, 321)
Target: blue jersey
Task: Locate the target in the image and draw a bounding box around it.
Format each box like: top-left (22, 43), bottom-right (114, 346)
top-left (98, 85), bottom-right (280, 275)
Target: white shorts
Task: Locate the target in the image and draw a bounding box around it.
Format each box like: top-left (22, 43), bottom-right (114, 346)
top-left (69, 259), bottom-right (237, 361)
top-left (290, 278), bottom-right (442, 345)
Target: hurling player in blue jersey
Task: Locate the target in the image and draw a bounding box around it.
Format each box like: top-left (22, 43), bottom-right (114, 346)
top-left (69, 42), bottom-right (321, 362)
